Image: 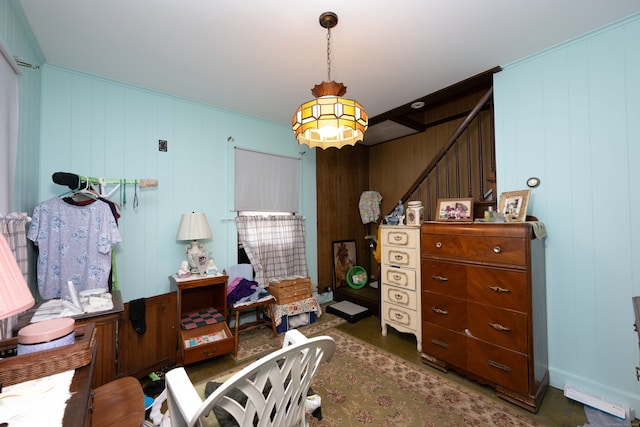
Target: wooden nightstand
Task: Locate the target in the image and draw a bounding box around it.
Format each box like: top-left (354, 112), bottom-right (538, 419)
top-left (169, 274), bottom-right (234, 365)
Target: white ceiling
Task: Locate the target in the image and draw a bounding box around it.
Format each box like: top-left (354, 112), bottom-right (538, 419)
top-left (18, 0), bottom-right (640, 142)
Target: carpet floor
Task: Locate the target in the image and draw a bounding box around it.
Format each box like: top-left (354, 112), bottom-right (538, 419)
top-left (190, 327), bottom-right (544, 427)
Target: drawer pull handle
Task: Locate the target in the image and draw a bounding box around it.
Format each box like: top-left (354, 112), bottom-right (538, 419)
top-left (488, 285), bottom-right (511, 293)
top-left (435, 242), bottom-right (442, 249)
top-left (393, 293), bottom-right (403, 300)
top-left (393, 235), bottom-right (402, 241)
top-left (431, 339), bottom-right (449, 348)
top-left (488, 359), bottom-right (512, 372)
top-left (431, 307), bottom-right (448, 315)
top-left (394, 312), bottom-right (405, 320)
top-left (432, 275), bottom-right (448, 282)
top-left (204, 348), bottom-right (217, 357)
top-left (489, 322), bottom-right (511, 332)
top-left (493, 246), bottom-right (502, 253)
top-left (394, 254), bottom-right (404, 261)
top-left (393, 274), bottom-right (402, 281)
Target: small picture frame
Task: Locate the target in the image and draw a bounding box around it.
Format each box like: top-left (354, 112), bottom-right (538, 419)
top-left (436, 198), bottom-right (474, 222)
top-left (498, 190), bottom-right (531, 222)
top-left (332, 240), bottom-right (357, 288)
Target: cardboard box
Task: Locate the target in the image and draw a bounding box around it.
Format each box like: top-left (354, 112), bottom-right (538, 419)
top-left (268, 276), bottom-right (312, 304)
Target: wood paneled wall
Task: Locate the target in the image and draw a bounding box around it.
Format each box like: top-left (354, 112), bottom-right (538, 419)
top-left (315, 86), bottom-right (493, 293)
top-left (316, 145), bottom-right (370, 292)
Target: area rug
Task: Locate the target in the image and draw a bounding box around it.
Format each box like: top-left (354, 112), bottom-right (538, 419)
top-left (234, 309), bottom-right (346, 362)
top-left (194, 328), bottom-right (544, 427)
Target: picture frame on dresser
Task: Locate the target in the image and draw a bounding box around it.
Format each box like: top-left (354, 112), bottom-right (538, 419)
top-left (498, 190), bottom-right (531, 222)
top-left (332, 240), bottom-right (356, 289)
top-left (435, 198), bottom-right (474, 222)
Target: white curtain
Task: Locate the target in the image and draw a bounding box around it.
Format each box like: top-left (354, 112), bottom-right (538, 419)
top-left (235, 215), bottom-right (308, 287)
top-left (0, 42), bottom-right (20, 214)
top-left (0, 212), bottom-right (30, 339)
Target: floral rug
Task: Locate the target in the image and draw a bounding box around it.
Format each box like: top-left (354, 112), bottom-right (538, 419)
top-left (233, 309), bottom-right (346, 362)
top-left (194, 328), bottom-right (544, 427)
top-left (310, 329), bottom-right (543, 427)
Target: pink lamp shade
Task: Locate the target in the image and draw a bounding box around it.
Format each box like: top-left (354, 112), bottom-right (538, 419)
top-left (0, 234), bottom-right (34, 320)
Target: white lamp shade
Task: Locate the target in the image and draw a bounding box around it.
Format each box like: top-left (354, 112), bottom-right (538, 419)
top-left (0, 234), bottom-right (34, 320)
top-left (175, 212), bottom-right (212, 241)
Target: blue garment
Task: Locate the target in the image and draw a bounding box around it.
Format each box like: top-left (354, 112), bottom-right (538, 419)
top-left (227, 278), bottom-right (257, 306)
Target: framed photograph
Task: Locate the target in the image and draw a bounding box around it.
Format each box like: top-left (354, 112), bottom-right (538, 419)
top-left (436, 198), bottom-right (474, 222)
top-left (332, 240), bottom-right (357, 288)
top-left (498, 190), bottom-right (531, 222)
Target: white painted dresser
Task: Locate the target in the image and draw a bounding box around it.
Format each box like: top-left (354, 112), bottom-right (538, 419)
top-left (380, 225), bottom-right (422, 351)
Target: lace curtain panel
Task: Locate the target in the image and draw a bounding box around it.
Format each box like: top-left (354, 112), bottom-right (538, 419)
top-left (235, 215), bottom-right (308, 287)
top-left (0, 212), bottom-right (31, 339)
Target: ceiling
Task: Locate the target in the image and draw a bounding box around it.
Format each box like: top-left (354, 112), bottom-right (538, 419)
top-left (17, 1), bottom-right (640, 146)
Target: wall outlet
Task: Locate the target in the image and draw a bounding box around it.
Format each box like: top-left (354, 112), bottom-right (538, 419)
top-left (158, 140), bottom-right (167, 152)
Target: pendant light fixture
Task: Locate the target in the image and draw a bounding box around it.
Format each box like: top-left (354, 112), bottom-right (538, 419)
top-left (292, 12), bottom-right (368, 149)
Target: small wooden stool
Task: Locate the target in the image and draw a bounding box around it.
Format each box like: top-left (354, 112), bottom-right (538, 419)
top-left (91, 376), bottom-right (145, 427)
top-left (228, 296), bottom-right (278, 357)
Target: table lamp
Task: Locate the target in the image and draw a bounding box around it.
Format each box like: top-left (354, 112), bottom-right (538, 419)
top-left (175, 212), bottom-right (212, 274)
top-left (0, 234), bottom-right (35, 338)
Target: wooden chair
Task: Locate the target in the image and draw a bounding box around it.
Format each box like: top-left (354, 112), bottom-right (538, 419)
top-left (165, 330), bottom-right (336, 427)
top-left (228, 294), bottom-right (278, 357)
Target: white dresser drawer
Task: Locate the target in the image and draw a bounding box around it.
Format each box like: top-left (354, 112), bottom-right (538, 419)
top-left (383, 285), bottom-right (418, 310)
top-left (382, 267), bottom-right (416, 291)
top-left (382, 247), bottom-right (419, 269)
top-left (383, 304), bottom-right (419, 331)
top-left (382, 227), bottom-right (419, 249)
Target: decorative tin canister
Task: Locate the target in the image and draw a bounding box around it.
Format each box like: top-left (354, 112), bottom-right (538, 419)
top-left (17, 317), bottom-right (76, 355)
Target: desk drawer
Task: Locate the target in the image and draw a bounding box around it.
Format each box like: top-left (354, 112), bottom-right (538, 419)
top-left (181, 322), bottom-right (234, 365)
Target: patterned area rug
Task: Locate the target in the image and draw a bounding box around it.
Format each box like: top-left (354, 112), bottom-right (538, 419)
top-left (233, 309), bottom-right (346, 362)
top-left (194, 328), bottom-right (543, 427)
top-left (309, 329), bottom-right (543, 427)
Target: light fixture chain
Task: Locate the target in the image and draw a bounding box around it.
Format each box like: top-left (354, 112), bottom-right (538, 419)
top-left (326, 27), bottom-right (332, 82)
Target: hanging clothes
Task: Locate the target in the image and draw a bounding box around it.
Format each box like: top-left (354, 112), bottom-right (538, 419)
top-left (358, 191), bottom-right (382, 224)
top-left (28, 197), bottom-right (122, 299)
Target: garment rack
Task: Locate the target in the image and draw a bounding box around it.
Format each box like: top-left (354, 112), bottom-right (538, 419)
top-left (52, 172), bottom-right (158, 198)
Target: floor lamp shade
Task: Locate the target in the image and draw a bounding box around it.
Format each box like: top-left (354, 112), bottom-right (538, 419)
top-left (0, 234), bottom-right (34, 320)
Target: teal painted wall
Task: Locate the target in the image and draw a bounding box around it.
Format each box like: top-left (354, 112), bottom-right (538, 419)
top-left (495, 12), bottom-right (640, 413)
top-left (0, 0), bottom-right (43, 214)
top-left (37, 65), bottom-right (317, 302)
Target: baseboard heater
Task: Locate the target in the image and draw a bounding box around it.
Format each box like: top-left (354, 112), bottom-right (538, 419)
top-left (563, 385), bottom-right (634, 420)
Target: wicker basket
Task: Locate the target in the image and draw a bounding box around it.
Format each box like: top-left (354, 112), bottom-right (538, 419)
top-left (0, 322), bottom-right (96, 386)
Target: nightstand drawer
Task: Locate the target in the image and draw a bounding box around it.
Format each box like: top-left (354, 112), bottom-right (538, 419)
top-left (181, 322), bottom-right (233, 365)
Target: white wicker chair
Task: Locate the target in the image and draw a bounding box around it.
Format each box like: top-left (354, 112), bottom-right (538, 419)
top-left (165, 330), bottom-right (335, 427)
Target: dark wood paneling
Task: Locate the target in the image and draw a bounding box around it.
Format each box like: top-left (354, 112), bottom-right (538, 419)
top-left (316, 145), bottom-right (370, 292)
top-left (117, 292), bottom-right (176, 379)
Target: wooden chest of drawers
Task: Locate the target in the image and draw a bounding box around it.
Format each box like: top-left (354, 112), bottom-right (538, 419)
top-left (380, 225), bottom-right (422, 351)
top-left (420, 222), bottom-right (548, 412)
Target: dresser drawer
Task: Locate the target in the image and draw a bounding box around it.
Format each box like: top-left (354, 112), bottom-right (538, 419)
top-left (467, 302), bottom-right (528, 353)
top-left (382, 266), bottom-right (416, 290)
top-left (421, 233), bottom-right (526, 266)
top-left (382, 227), bottom-right (419, 249)
top-left (421, 291), bottom-right (466, 332)
top-left (467, 339), bottom-right (529, 395)
top-left (421, 260), bottom-right (467, 299)
top-left (181, 322), bottom-right (234, 365)
top-left (383, 285), bottom-right (418, 310)
top-left (382, 247), bottom-right (419, 269)
top-left (467, 267), bottom-right (527, 312)
top-left (382, 304), bottom-right (420, 331)
top-left (422, 322), bottom-right (467, 369)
